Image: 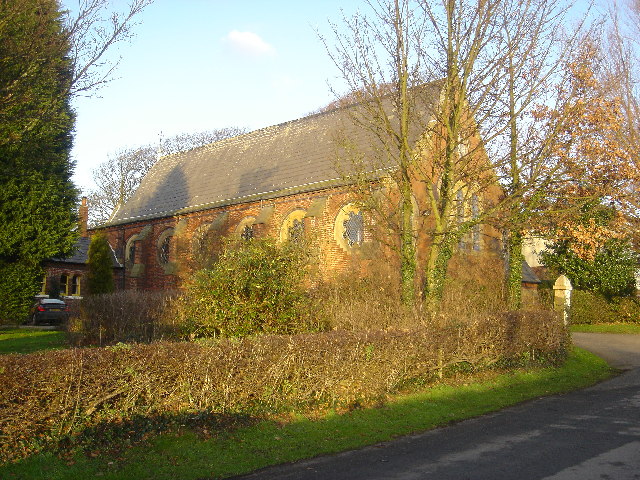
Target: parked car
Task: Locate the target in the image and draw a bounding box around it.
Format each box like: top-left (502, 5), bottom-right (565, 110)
top-left (28, 298), bottom-right (70, 325)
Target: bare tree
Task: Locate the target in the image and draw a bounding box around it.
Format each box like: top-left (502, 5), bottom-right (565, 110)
top-left (86, 128), bottom-right (247, 226)
top-left (64, 0), bottom-right (154, 95)
top-left (488, 0), bottom-right (584, 308)
top-left (325, 0), bottom-right (593, 309)
top-left (0, 0), bottom-right (153, 148)
top-left (87, 145), bottom-right (156, 226)
top-left (324, 0), bottom-right (428, 307)
top-left (602, 1), bottom-right (640, 180)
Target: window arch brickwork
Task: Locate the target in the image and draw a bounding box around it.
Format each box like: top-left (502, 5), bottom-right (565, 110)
top-left (334, 203), bottom-right (367, 253)
top-left (156, 228), bottom-right (178, 275)
top-left (279, 208), bottom-right (307, 243)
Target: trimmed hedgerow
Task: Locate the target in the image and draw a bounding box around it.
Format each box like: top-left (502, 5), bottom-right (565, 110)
top-left (69, 290), bottom-right (177, 346)
top-left (0, 310), bottom-right (566, 463)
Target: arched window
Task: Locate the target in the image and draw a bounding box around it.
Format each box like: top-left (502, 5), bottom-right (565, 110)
top-left (240, 224), bottom-right (254, 241)
top-left (156, 228), bottom-right (177, 275)
top-left (334, 203), bottom-right (366, 252)
top-left (471, 194), bottom-right (481, 251)
top-left (124, 225), bottom-right (152, 278)
top-left (279, 209), bottom-right (307, 244)
top-left (343, 211), bottom-right (364, 246)
top-left (235, 216), bottom-right (256, 241)
top-left (128, 241), bottom-right (137, 264)
top-left (159, 235), bottom-right (171, 264)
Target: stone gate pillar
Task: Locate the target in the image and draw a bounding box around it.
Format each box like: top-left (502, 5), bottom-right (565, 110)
top-left (553, 274), bottom-right (573, 326)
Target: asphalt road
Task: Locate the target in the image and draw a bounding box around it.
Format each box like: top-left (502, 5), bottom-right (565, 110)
top-left (233, 333), bottom-right (640, 480)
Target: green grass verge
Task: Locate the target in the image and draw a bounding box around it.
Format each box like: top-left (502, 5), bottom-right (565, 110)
top-left (0, 328), bottom-right (67, 354)
top-left (0, 347), bottom-right (614, 480)
top-left (571, 323), bottom-right (640, 334)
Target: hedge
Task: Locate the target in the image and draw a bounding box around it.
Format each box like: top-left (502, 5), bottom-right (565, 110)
top-left (0, 310), bottom-right (566, 463)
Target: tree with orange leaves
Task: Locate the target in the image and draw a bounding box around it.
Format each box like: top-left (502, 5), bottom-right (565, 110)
top-left (535, 39), bottom-right (640, 297)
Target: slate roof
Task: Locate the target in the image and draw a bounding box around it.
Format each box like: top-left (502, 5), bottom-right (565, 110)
top-left (105, 82), bottom-right (442, 227)
top-left (522, 260), bottom-right (542, 284)
top-left (49, 237), bottom-right (122, 268)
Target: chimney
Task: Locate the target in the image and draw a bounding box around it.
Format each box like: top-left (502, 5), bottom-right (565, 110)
top-left (79, 196), bottom-right (89, 237)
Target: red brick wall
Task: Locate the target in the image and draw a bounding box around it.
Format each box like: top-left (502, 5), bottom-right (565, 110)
top-left (42, 263), bottom-right (87, 297)
top-left (99, 185), bottom-right (500, 292)
top-left (100, 187), bottom-right (379, 290)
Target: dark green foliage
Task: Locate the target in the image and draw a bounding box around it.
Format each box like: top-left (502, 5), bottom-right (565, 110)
top-left (0, 0), bottom-right (78, 321)
top-left (86, 232), bottom-right (115, 295)
top-left (571, 290), bottom-right (640, 324)
top-left (176, 238), bottom-right (313, 338)
top-left (541, 203), bottom-right (637, 300)
top-left (541, 238), bottom-right (637, 299)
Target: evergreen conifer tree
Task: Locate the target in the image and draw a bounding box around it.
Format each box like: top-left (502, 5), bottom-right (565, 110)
top-left (86, 232), bottom-right (115, 295)
top-left (0, 0), bottom-right (78, 321)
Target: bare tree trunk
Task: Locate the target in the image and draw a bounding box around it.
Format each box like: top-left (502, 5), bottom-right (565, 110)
top-left (395, 0), bottom-right (417, 307)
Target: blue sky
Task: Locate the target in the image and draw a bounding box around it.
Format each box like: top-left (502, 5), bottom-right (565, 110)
top-left (67, 0), bottom-right (360, 192)
top-left (66, 0), bottom-right (605, 193)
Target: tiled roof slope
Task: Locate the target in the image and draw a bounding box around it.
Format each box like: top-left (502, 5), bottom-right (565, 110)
top-left (50, 237), bottom-right (91, 264)
top-left (49, 237), bottom-right (122, 268)
top-left (106, 83), bottom-right (441, 226)
top-left (522, 260), bottom-right (542, 284)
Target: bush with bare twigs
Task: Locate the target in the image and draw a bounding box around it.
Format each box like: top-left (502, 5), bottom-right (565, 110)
top-left (0, 310), bottom-right (566, 462)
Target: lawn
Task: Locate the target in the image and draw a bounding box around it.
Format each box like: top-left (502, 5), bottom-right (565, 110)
top-left (0, 327), bottom-right (67, 354)
top-left (0, 347), bottom-right (614, 480)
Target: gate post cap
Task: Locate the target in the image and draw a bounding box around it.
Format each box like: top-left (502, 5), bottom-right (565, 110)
top-left (553, 274), bottom-right (573, 291)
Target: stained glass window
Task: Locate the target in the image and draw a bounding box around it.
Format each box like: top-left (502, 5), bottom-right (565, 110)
top-left (241, 224), bottom-right (254, 241)
top-left (159, 235), bottom-right (171, 264)
top-left (343, 211), bottom-right (364, 246)
top-left (128, 241), bottom-right (136, 264)
top-left (472, 194), bottom-right (480, 251)
top-left (288, 218), bottom-right (304, 243)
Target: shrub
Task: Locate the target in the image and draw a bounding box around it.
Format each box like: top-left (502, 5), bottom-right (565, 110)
top-left (441, 253), bottom-right (508, 317)
top-left (542, 238), bottom-right (637, 300)
top-left (86, 231), bottom-right (115, 295)
top-left (0, 310), bottom-right (566, 463)
top-left (570, 290), bottom-right (640, 324)
top-left (173, 238), bottom-right (318, 338)
top-left (311, 259), bottom-right (413, 331)
top-left (70, 290), bottom-right (177, 346)
top-left (311, 252), bottom-right (511, 331)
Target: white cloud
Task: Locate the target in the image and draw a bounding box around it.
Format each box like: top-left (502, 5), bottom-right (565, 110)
top-left (224, 30), bottom-right (276, 57)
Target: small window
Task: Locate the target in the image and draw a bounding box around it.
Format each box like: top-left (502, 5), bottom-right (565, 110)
top-left (235, 216), bottom-right (256, 241)
top-left (280, 209), bottom-right (307, 243)
top-left (471, 194), bottom-right (481, 251)
top-left (70, 275), bottom-right (81, 296)
top-left (334, 203), bottom-right (367, 252)
top-left (40, 275), bottom-right (46, 295)
top-left (343, 211), bottom-right (364, 247)
top-left (128, 242), bottom-right (136, 263)
top-left (457, 190), bottom-right (466, 249)
top-left (240, 224), bottom-right (254, 241)
top-left (60, 274), bottom-right (69, 296)
top-left (289, 219), bottom-right (305, 243)
top-left (159, 235), bottom-right (171, 264)
top-left (156, 228), bottom-right (177, 274)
